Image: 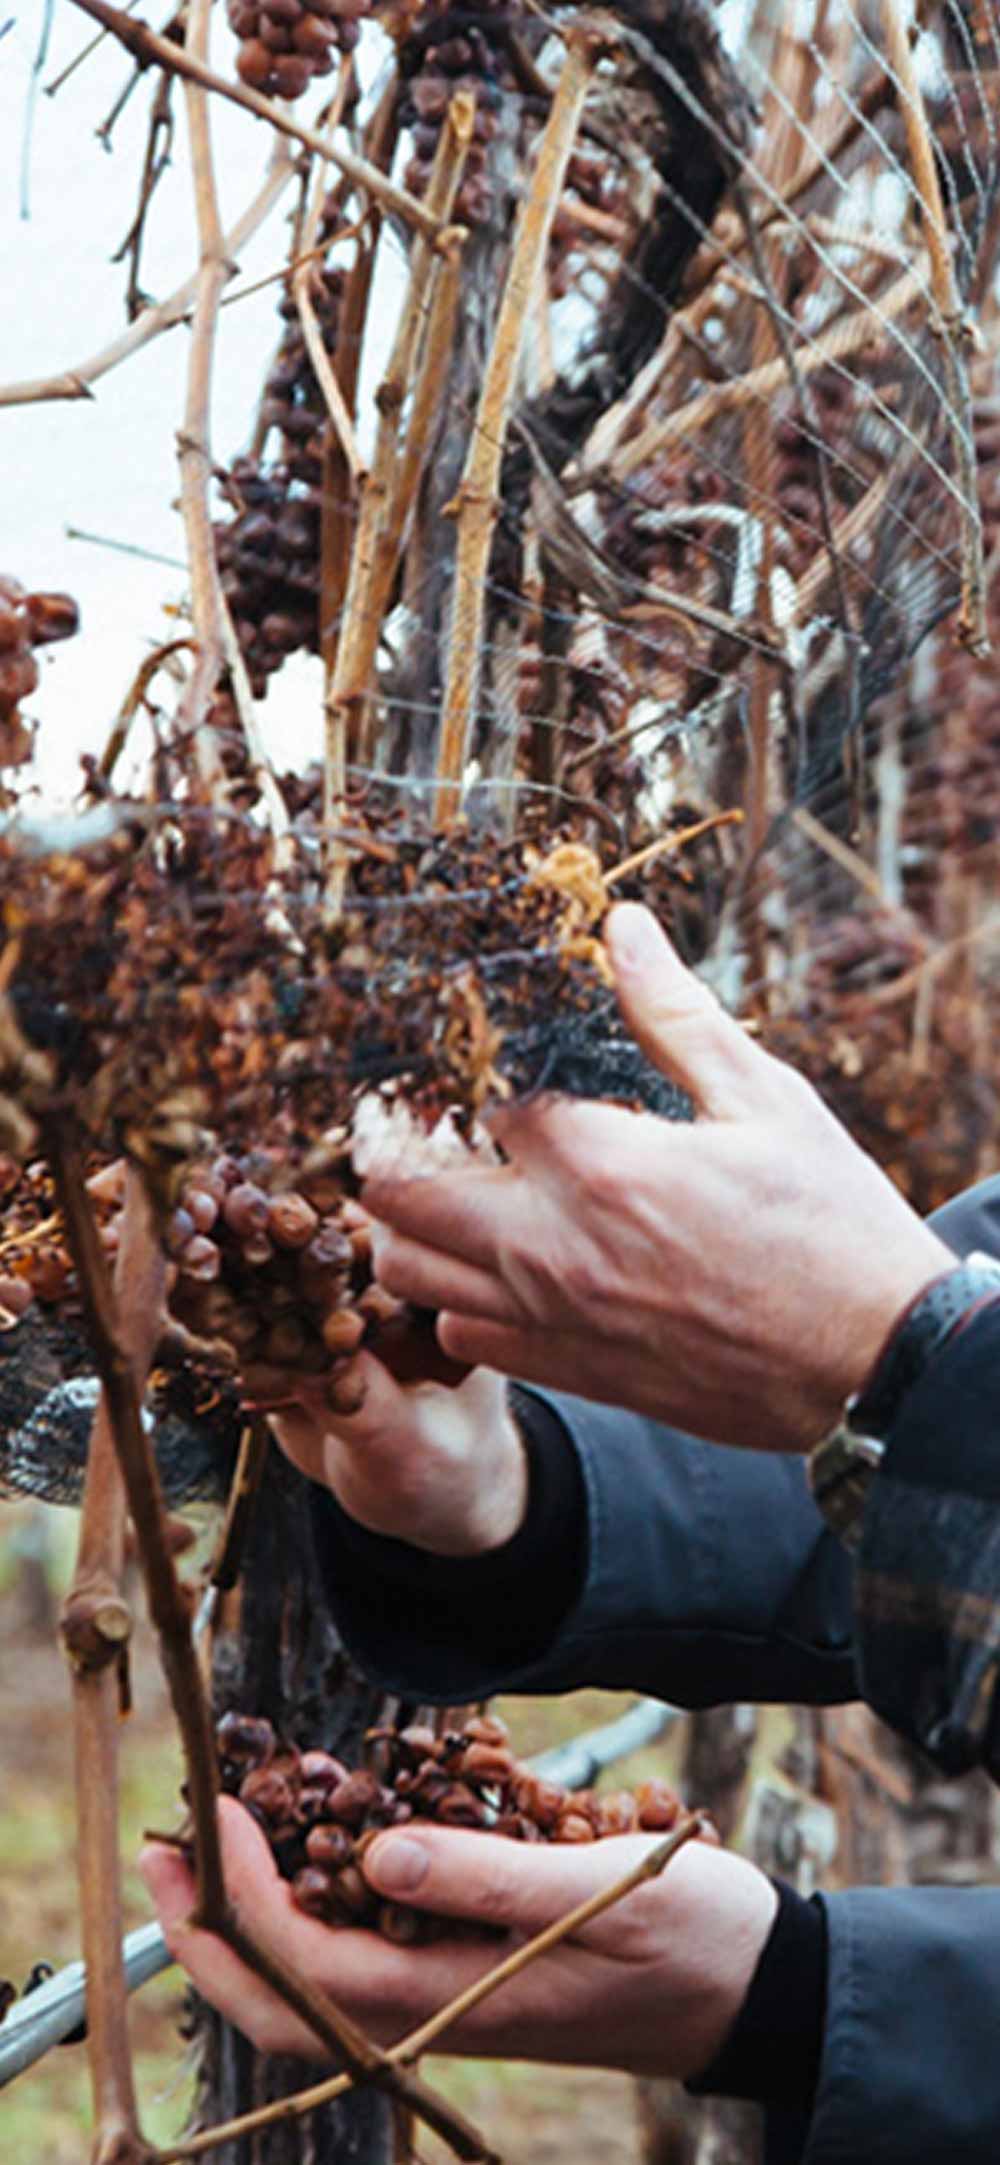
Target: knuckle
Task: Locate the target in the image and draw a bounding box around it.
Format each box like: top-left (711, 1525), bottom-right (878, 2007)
top-left (471, 1852), bottom-right (521, 1931)
top-left (765, 1055), bottom-right (820, 1116)
top-left (497, 1239), bottom-right (551, 1312)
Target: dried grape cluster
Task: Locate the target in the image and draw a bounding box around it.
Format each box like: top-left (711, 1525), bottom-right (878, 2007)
top-left (165, 1144), bottom-right (413, 1408)
top-left (548, 150), bottom-right (631, 300)
top-left (230, 0), bottom-right (368, 101)
top-left (0, 575), bottom-right (79, 767)
top-left (400, 8), bottom-right (512, 228)
top-left (214, 259), bottom-right (344, 693)
top-left (216, 1709), bottom-right (689, 1940)
top-left (0, 1155), bottom-right (124, 1317)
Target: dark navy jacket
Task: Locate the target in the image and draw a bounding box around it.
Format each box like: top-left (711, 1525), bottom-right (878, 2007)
top-left (313, 1176), bottom-right (1000, 2162)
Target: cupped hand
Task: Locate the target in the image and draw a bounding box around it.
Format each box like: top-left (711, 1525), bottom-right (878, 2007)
top-left (141, 1798), bottom-right (775, 2079)
top-left (363, 904), bottom-right (951, 1451)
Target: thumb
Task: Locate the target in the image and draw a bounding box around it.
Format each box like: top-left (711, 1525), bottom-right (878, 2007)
top-left (606, 903), bottom-right (762, 1118)
top-left (361, 1825), bottom-right (662, 1939)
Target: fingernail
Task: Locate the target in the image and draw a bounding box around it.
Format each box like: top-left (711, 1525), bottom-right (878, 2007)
top-left (366, 1837), bottom-right (429, 1895)
top-left (607, 903), bottom-right (664, 971)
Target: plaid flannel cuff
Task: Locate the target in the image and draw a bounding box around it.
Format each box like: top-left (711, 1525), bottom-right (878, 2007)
top-left (855, 1301), bottom-right (1000, 1779)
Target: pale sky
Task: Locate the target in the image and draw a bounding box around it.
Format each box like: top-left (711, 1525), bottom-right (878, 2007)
top-left (1, 3), bottom-right (381, 801)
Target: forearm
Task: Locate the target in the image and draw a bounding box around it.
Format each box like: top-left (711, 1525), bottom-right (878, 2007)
top-left (309, 1385), bottom-right (588, 1680)
top-left (310, 1389), bottom-right (857, 1707)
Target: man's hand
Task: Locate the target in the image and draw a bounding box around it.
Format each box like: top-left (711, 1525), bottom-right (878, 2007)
top-left (364, 905), bottom-right (952, 1452)
top-left (141, 1799), bottom-right (775, 2079)
top-left (266, 1357), bottom-right (528, 1556)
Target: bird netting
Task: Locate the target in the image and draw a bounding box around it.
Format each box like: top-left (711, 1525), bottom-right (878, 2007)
top-left (0, 0), bottom-right (998, 1481)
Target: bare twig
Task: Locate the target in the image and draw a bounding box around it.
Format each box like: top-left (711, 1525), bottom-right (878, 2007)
top-left (44, 0), bottom-right (139, 95)
top-left (66, 0), bottom-right (448, 242)
top-left (604, 811), bottom-right (744, 885)
top-left (434, 21), bottom-right (607, 823)
top-left (735, 26), bottom-right (845, 893)
top-left (204, 1418), bottom-right (269, 1596)
top-left (157, 1814), bottom-right (707, 2162)
top-left (316, 76), bottom-right (399, 903)
top-left (291, 63), bottom-right (364, 484)
top-left (790, 804), bottom-right (886, 903)
top-left (863, 909), bottom-right (1000, 1010)
top-left (0, 144), bottom-right (293, 408)
top-left (294, 289), bottom-right (364, 484)
top-left (405, 1815), bottom-right (708, 2060)
top-left (44, 1129), bottom-right (229, 1930)
top-left (96, 639), bottom-right (193, 784)
top-left (795, 467), bottom-right (891, 621)
top-left (368, 247), bottom-right (464, 659)
top-left (172, 0), bottom-right (231, 789)
top-left (112, 62), bottom-right (175, 318)
top-left (577, 277), bottom-right (729, 478)
top-left (41, 1134), bottom-right (495, 2159)
top-left (217, 590), bottom-right (294, 858)
top-left (609, 263), bottom-right (926, 483)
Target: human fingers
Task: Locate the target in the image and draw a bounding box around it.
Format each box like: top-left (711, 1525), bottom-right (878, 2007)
top-left (372, 1224), bottom-right (523, 1324)
top-left (142, 1803), bottom-right (520, 2056)
top-left (362, 1161), bottom-right (523, 1270)
top-left (267, 1350), bottom-right (438, 1473)
top-left (606, 903), bottom-right (771, 1119)
top-left (140, 1803), bottom-right (331, 2059)
top-left (485, 1090), bottom-right (641, 1174)
top-left (436, 1314), bottom-right (626, 1401)
top-left (362, 1823), bottom-right (670, 1943)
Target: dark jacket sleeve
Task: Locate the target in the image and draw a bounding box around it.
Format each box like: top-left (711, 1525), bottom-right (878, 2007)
top-left (801, 1886), bottom-right (1000, 2163)
top-left (854, 1175), bottom-right (1000, 1776)
top-left (312, 1405), bottom-right (857, 1708)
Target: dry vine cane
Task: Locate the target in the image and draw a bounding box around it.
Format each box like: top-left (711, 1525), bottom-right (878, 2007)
top-left (42, 1131), bottom-right (499, 2165)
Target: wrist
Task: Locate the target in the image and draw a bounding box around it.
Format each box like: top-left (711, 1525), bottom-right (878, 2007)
top-left (688, 1879), bottom-right (827, 2109)
top-left (803, 1229), bottom-right (954, 1445)
top-left (432, 1398), bottom-right (530, 1556)
top-left (666, 1851), bottom-right (778, 2083)
top-left (332, 1379), bottom-right (530, 1557)
top-left (810, 1250), bottom-right (1000, 1549)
